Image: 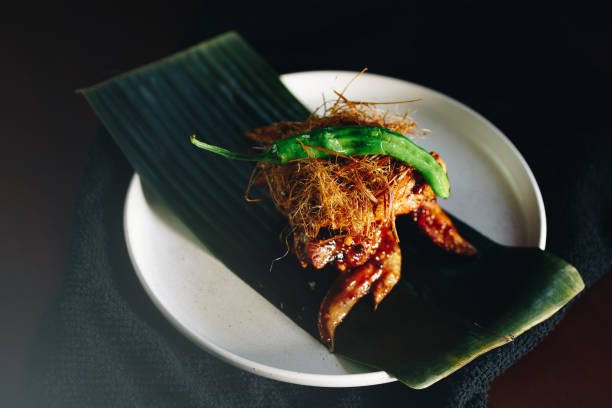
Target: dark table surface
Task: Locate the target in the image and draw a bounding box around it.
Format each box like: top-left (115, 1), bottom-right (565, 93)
top-left (2, 2), bottom-right (611, 407)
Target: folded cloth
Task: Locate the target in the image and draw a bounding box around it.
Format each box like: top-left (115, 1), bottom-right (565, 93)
top-left (23, 123), bottom-right (611, 407)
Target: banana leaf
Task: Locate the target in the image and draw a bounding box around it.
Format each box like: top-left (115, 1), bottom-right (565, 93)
top-left (80, 31), bottom-right (584, 388)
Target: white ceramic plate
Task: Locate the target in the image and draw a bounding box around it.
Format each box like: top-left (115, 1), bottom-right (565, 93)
top-left (123, 71), bottom-right (546, 387)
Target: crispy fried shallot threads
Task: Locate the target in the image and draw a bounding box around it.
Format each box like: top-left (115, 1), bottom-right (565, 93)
top-left (244, 87), bottom-right (423, 245)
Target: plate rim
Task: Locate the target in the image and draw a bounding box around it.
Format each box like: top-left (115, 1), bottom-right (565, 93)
top-left (123, 70), bottom-right (547, 387)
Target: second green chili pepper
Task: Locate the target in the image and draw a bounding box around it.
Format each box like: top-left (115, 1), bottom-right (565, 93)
top-left (190, 125), bottom-right (450, 199)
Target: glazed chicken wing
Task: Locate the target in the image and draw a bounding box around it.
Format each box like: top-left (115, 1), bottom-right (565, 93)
top-left (245, 104), bottom-right (476, 350)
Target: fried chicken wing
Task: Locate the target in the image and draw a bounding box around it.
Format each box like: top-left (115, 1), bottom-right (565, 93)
top-left (318, 229), bottom-right (400, 350)
top-left (245, 102), bottom-right (477, 350)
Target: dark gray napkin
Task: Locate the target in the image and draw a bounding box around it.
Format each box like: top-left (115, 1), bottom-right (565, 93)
top-left (23, 122), bottom-right (611, 407)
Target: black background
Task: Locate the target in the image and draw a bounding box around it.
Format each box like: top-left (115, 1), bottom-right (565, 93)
top-left (2, 1), bottom-right (611, 406)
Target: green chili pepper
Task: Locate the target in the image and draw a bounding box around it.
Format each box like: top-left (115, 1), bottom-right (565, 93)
top-left (190, 125), bottom-right (450, 198)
